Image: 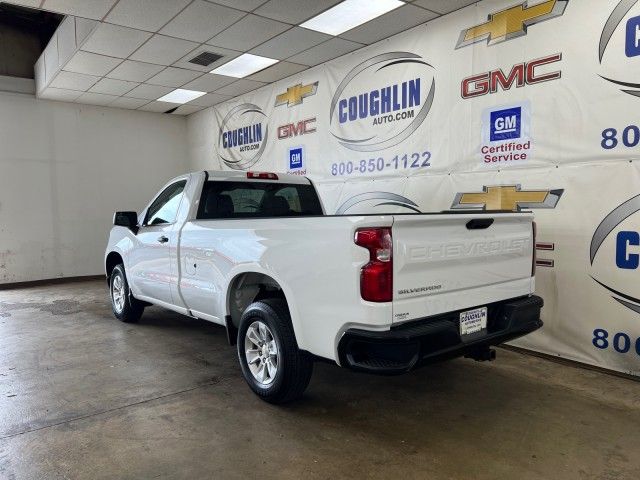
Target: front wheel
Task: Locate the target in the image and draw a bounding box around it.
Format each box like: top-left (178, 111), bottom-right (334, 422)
top-left (110, 264), bottom-right (144, 323)
top-left (237, 299), bottom-right (313, 404)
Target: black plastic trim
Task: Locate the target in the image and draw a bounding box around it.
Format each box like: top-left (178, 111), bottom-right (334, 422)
top-left (338, 295), bottom-right (544, 375)
top-left (225, 315), bottom-right (237, 346)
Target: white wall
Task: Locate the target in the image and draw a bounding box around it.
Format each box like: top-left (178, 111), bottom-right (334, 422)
top-left (0, 92), bottom-right (188, 284)
top-left (186, 107), bottom-right (215, 173)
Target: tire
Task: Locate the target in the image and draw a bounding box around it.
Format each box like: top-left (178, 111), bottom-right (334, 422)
top-left (110, 264), bottom-right (144, 323)
top-left (237, 299), bottom-right (313, 404)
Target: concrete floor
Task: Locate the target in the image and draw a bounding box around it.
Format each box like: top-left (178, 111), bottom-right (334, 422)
top-left (0, 280), bottom-right (639, 480)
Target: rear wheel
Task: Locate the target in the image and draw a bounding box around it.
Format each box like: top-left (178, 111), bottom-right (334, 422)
top-left (110, 264), bottom-right (144, 323)
top-left (237, 299), bottom-right (313, 404)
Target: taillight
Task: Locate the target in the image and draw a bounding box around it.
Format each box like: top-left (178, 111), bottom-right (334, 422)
top-left (354, 227), bottom-right (393, 302)
top-left (247, 172), bottom-right (278, 180)
top-left (532, 221), bottom-right (537, 277)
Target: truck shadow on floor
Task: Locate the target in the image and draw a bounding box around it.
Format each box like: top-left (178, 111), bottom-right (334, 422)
top-left (133, 306), bottom-right (530, 428)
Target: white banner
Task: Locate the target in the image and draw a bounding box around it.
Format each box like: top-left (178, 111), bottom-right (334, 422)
top-left (190, 0), bottom-right (640, 375)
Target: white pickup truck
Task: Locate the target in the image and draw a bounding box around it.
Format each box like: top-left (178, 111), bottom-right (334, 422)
top-left (105, 170), bottom-right (543, 403)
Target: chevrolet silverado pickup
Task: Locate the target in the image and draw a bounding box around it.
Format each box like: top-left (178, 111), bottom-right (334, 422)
top-left (105, 171), bottom-right (543, 403)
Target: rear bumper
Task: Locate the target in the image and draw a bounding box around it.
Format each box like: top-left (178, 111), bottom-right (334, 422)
top-left (338, 295), bottom-right (543, 374)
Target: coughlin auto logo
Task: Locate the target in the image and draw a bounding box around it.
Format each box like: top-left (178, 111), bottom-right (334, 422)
top-left (451, 185), bottom-right (563, 211)
top-left (275, 82), bottom-right (318, 107)
top-left (456, 0), bottom-right (568, 49)
top-left (329, 52), bottom-right (435, 152)
top-left (590, 194), bottom-right (640, 314)
top-left (599, 0), bottom-right (640, 97)
top-left (218, 103), bottom-right (268, 170)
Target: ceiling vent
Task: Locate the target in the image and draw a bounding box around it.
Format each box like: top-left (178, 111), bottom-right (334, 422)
top-left (188, 51), bottom-right (223, 67)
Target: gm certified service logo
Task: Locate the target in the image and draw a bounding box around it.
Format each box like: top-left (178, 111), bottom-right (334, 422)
top-left (286, 146), bottom-right (306, 176)
top-left (218, 103), bottom-right (268, 170)
top-left (599, 0), bottom-right (640, 97)
top-left (590, 194), bottom-right (640, 314)
top-left (329, 52), bottom-right (435, 152)
top-left (451, 185), bottom-right (563, 211)
top-left (456, 0), bottom-right (568, 49)
top-left (481, 102), bottom-right (532, 164)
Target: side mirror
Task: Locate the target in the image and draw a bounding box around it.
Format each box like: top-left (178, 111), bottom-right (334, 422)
top-left (114, 211), bottom-right (138, 233)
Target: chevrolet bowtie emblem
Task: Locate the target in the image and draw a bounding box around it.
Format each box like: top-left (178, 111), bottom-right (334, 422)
top-left (456, 0), bottom-right (568, 49)
top-left (451, 185), bottom-right (564, 211)
top-left (275, 82), bottom-right (318, 107)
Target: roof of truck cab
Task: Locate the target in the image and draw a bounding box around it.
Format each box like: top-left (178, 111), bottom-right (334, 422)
top-left (204, 170), bottom-right (312, 185)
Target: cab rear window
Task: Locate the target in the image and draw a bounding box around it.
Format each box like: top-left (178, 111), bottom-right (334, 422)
top-left (197, 181), bottom-right (323, 219)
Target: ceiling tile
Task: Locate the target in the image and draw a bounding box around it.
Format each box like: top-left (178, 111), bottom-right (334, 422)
top-left (340, 5), bottom-right (437, 44)
top-left (210, 0), bottom-right (266, 12)
top-left (172, 104), bottom-right (204, 115)
top-left (49, 71), bottom-right (99, 91)
top-left (125, 83), bottom-right (174, 100)
top-left (288, 37), bottom-right (363, 66)
top-left (187, 92), bottom-right (233, 107)
top-left (159, 1), bottom-right (245, 43)
top-left (81, 23), bottom-right (152, 58)
top-left (181, 73), bottom-right (236, 92)
top-left (105, 0), bottom-right (191, 32)
top-left (255, 0), bottom-right (342, 24)
top-left (109, 96), bottom-right (151, 109)
top-left (129, 35), bottom-right (199, 66)
top-left (246, 61), bottom-right (307, 83)
top-left (146, 67), bottom-right (203, 88)
top-left (106, 60), bottom-right (165, 82)
top-left (411, 0), bottom-right (476, 14)
top-left (173, 45), bottom-right (241, 72)
top-left (214, 79), bottom-right (265, 96)
top-left (39, 87), bottom-right (83, 102)
top-left (207, 14), bottom-right (290, 51)
top-left (75, 92), bottom-right (119, 106)
top-left (2, 0), bottom-right (41, 7)
top-left (138, 101), bottom-right (175, 113)
top-left (63, 51), bottom-right (121, 76)
top-left (250, 27), bottom-right (330, 60)
top-left (42, 0), bottom-right (118, 20)
top-left (89, 77), bottom-right (139, 95)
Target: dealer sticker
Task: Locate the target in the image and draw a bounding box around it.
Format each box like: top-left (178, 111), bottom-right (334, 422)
top-left (460, 307), bottom-right (488, 336)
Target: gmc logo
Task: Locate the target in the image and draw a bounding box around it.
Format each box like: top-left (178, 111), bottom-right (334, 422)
top-left (277, 118), bottom-right (316, 139)
top-left (461, 53), bottom-right (562, 99)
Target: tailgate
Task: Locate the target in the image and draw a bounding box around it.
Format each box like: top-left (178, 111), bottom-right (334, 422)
top-left (391, 212), bottom-right (534, 323)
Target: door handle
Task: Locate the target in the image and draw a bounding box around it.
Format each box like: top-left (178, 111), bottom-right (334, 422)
top-left (157, 235), bottom-right (169, 244)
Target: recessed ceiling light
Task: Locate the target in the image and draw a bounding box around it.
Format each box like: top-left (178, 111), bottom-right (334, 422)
top-left (210, 54), bottom-right (278, 78)
top-left (158, 89), bottom-right (206, 104)
top-left (301, 0), bottom-right (404, 36)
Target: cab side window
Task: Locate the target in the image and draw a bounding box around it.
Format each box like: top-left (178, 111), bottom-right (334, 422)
top-left (145, 180), bottom-right (187, 226)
